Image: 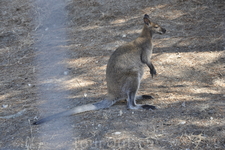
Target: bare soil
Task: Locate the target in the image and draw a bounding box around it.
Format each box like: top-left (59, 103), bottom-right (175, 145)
top-left (0, 0), bottom-right (224, 149)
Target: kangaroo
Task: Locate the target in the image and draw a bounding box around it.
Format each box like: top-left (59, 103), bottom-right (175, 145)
top-left (33, 14), bottom-right (166, 125)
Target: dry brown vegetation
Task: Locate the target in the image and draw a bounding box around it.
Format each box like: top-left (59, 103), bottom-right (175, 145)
top-left (0, 0), bottom-right (224, 149)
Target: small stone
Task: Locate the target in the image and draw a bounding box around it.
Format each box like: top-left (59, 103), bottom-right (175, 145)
top-left (180, 120), bottom-right (186, 124)
top-left (64, 71), bottom-right (68, 75)
top-left (2, 104), bottom-right (8, 108)
top-left (119, 110), bottom-right (123, 116)
top-left (114, 132), bottom-right (121, 135)
top-left (84, 93), bottom-right (87, 97)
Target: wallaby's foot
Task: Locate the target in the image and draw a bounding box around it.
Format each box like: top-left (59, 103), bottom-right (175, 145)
top-left (142, 95), bottom-right (154, 99)
top-left (128, 104), bottom-right (156, 110)
top-left (141, 104), bottom-right (156, 110)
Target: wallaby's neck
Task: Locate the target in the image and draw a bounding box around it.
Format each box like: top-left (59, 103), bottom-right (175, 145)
top-left (140, 25), bottom-right (153, 39)
top-left (134, 25), bottom-right (153, 50)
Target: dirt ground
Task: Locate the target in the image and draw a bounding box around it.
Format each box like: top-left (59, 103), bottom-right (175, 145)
top-left (0, 0), bottom-right (224, 149)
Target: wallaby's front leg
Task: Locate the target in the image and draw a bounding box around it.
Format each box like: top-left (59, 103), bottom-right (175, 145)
top-left (141, 50), bottom-right (156, 78)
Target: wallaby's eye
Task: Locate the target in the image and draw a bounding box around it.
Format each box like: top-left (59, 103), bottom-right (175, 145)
top-left (154, 26), bottom-right (159, 28)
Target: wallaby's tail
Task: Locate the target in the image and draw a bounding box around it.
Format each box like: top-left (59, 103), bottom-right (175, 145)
top-left (33, 99), bottom-right (115, 125)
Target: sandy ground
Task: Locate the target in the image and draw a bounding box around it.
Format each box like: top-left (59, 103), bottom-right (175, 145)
top-left (0, 0), bottom-right (224, 149)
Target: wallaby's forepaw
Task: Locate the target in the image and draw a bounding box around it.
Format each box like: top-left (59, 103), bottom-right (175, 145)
top-left (142, 104), bottom-right (156, 110)
top-left (150, 69), bottom-right (157, 78)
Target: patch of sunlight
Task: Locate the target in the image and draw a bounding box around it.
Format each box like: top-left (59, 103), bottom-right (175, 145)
top-left (0, 92), bottom-right (19, 101)
top-left (157, 51), bottom-right (222, 65)
top-left (81, 25), bottom-right (100, 31)
top-left (67, 57), bottom-right (96, 66)
top-left (111, 18), bottom-right (126, 25)
top-left (165, 9), bottom-right (186, 20)
top-left (155, 37), bottom-right (182, 48)
top-left (63, 78), bottom-right (95, 90)
top-left (213, 78), bottom-right (225, 87)
top-left (189, 86), bottom-right (220, 94)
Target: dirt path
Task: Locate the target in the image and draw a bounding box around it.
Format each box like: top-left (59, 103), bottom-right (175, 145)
top-left (0, 0), bottom-right (224, 149)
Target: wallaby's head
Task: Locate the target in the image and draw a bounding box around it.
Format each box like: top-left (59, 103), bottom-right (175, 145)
top-left (143, 14), bottom-right (166, 35)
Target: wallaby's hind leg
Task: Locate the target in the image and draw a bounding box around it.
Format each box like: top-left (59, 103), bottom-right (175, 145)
top-left (126, 78), bottom-right (156, 110)
top-left (127, 90), bottom-right (139, 109)
top-left (127, 92), bottom-right (156, 110)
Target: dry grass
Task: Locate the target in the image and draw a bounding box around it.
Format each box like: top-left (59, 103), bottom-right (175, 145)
top-left (0, 0), bottom-right (224, 149)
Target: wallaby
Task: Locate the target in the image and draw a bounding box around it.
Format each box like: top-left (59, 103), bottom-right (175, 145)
top-left (33, 14), bottom-right (166, 125)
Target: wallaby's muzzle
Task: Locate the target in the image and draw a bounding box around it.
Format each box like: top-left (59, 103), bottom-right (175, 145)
top-left (160, 28), bottom-right (166, 34)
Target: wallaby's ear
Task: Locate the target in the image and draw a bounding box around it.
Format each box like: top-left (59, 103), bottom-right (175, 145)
top-left (143, 14), bottom-right (151, 25)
